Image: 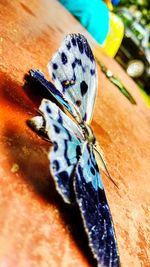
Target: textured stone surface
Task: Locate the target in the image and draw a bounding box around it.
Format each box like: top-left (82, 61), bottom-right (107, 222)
top-left (0, 0), bottom-right (150, 266)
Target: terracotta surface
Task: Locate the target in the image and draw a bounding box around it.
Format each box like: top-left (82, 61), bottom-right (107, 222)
top-left (0, 0), bottom-right (150, 266)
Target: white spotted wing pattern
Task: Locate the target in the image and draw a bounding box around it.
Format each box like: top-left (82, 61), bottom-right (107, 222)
top-left (28, 34), bottom-right (120, 267)
top-left (48, 34), bottom-right (97, 123)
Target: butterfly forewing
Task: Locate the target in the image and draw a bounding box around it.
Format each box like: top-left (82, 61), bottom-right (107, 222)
top-left (74, 143), bottom-right (120, 267)
top-left (48, 34), bottom-right (98, 123)
top-left (29, 69), bottom-right (77, 118)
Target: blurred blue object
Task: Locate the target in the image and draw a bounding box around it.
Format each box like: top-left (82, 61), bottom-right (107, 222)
top-left (111, 0), bottom-right (120, 6)
top-left (59, 0), bottom-right (109, 45)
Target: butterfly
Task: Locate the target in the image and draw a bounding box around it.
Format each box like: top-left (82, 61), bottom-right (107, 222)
top-left (27, 34), bottom-right (120, 267)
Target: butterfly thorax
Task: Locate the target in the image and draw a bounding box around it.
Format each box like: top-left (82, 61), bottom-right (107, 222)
top-left (80, 122), bottom-right (96, 145)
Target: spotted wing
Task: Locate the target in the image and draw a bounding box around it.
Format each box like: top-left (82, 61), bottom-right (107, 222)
top-left (74, 143), bottom-right (120, 267)
top-left (38, 99), bottom-right (84, 203)
top-left (48, 33), bottom-right (98, 123)
top-left (28, 69), bottom-right (77, 118)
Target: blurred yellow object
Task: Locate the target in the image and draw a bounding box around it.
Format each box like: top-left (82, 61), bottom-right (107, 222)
top-left (102, 12), bottom-right (124, 57)
top-left (104, 0), bottom-right (113, 11)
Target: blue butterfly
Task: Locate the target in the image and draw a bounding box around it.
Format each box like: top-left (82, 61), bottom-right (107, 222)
top-left (28, 34), bottom-right (120, 267)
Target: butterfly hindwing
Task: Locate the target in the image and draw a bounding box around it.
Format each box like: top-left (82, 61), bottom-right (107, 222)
top-left (38, 99), bottom-right (84, 203)
top-left (74, 143), bottom-right (120, 267)
top-left (48, 34), bottom-right (98, 123)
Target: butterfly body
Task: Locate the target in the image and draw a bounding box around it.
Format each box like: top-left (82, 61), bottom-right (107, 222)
top-left (28, 34), bottom-right (120, 267)
top-left (80, 122), bottom-right (96, 144)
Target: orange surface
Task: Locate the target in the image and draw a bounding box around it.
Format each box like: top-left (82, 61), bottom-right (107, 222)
top-left (0, 0), bottom-right (150, 266)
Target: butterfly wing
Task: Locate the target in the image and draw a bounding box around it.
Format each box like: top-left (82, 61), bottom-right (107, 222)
top-left (74, 143), bottom-right (120, 267)
top-left (48, 33), bottom-right (98, 123)
top-left (36, 99), bottom-right (84, 203)
top-left (28, 69), bottom-right (77, 118)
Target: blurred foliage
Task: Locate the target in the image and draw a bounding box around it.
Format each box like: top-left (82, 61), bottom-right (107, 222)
top-left (115, 0), bottom-right (150, 28)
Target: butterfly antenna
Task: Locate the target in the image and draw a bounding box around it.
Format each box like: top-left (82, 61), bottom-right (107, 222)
top-left (94, 147), bottom-right (119, 189)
